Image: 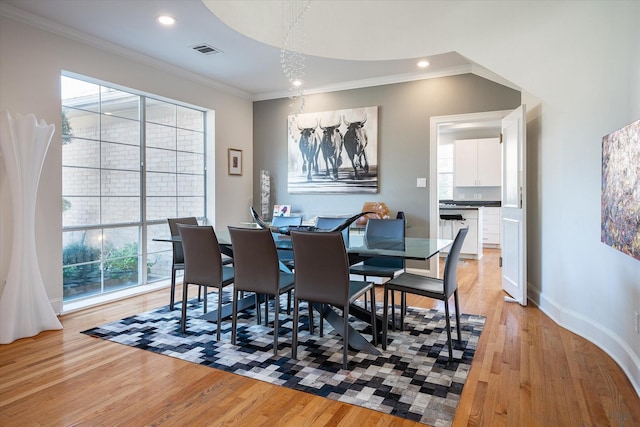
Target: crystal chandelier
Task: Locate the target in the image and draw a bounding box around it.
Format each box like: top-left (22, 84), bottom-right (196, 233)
top-left (281, 0), bottom-right (311, 118)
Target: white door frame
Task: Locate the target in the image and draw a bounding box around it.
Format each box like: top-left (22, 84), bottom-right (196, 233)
top-left (428, 110), bottom-right (512, 276)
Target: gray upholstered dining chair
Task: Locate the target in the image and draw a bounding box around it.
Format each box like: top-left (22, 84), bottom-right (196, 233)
top-left (349, 218), bottom-right (405, 319)
top-left (168, 217), bottom-right (233, 311)
top-left (228, 227), bottom-right (295, 355)
top-left (290, 230), bottom-right (377, 370)
top-left (167, 217), bottom-right (198, 311)
top-left (315, 216), bottom-right (350, 245)
top-left (382, 227), bottom-right (468, 361)
top-left (177, 224), bottom-right (235, 339)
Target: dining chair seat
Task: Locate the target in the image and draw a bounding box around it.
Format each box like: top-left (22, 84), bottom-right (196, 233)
top-left (382, 227), bottom-right (468, 361)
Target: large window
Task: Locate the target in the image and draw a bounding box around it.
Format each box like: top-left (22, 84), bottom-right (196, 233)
top-left (61, 75), bottom-right (206, 302)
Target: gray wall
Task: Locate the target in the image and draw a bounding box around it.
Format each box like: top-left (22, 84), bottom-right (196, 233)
top-left (253, 73), bottom-right (520, 239)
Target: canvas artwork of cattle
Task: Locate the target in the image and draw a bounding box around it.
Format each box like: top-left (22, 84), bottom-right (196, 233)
top-left (287, 106), bottom-right (378, 194)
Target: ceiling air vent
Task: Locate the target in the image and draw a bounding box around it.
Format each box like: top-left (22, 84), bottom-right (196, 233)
top-left (191, 44), bottom-right (221, 55)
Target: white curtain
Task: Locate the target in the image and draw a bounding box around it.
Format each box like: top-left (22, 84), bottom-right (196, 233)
top-left (0, 112), bottom-right (63, 344)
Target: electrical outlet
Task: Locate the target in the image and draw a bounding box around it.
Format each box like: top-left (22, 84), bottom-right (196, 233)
top-left (635, 311), bottom-right (639, 334)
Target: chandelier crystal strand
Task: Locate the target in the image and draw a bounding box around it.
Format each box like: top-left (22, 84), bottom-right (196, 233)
top-left (281, 0), bottom-right (311, 139)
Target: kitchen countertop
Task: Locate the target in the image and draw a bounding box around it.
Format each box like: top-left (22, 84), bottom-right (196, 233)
top-left (439, 205), bottom-right (482, 210)
top-left (439, 200), bottom-right (501, 208)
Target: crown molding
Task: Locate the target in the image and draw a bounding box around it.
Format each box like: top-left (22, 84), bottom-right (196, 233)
top-left (254, 64), bottom-right (475, 101)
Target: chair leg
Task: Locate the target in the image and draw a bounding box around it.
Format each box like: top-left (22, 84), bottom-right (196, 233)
top-left (390, 291), bottom-right (396, 331)
top-left (287, 290), bottom-right (292, 314)
top-left (292, 298), bottom-right (300, 360)
top-left (444, 299), bottom-right (453, 361)
top-left (343, 304), bottom-right (349, 370)
top-left (216, 287), bottom-right (223, 341)
top-left (454, 290), bottom-right (462, 342)
top-left (231, 289), bottom-right (239, 345)
top-left (198, 286), bottom-right (202, 302)
top-left (382, 287), bottom-right (389, 350)
top-left (369, 288), bottom-right (377, 346)
top-left (273, 294), bottom-right (279, 355)
top-left (255, 294), bottom-right (262, 325)
top-left (363, 275), bottom-right (368, 310)
top-left (319, 304), bottom-right (324, 337)
top-left (180, 283), bottom-right (189, 334)
top-left (203, 286), bottom-right (208, 313)
top-left (170, 268), bottom-right (177, 310)
top-left (401, 291), bottom-right (407, 331)
top-left (308, 301), bottom-right (314, 334)
top-left (399, 291), bottom-right (406, 331)
top-left (265, 294), bottom-right (269, 326)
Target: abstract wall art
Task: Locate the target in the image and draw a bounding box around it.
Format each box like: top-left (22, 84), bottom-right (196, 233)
top-left (601, 118), bottom-right (640, 260)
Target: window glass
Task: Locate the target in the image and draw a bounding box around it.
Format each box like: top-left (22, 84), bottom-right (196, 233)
top-left (61, 74), bottom-right (207, 303)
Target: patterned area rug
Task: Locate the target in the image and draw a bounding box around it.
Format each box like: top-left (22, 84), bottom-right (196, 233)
top-left (82, 292), bottom-right (485, 426)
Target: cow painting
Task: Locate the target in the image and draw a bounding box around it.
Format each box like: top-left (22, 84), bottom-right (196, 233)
top-left (343, 115), bottom-right (369, 179)
top-left (296, 121), bottom-right (320, 181)
top-left (287, 106), bottom-right (378, 194)
top-left (319, 118), bottom-right (343, 180)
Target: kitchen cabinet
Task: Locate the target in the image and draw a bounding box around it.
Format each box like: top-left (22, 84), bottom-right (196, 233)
top-left (454, 138), bottom-right (501, 187)
top-left (439, 207), bottom-right (483, 260)
top-left (482, 207), bottom-right (501, 247)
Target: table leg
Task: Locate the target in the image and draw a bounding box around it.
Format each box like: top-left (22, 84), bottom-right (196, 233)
top-left (200, 295), bottom-right (256, 322)
top-left (314, 303), bottom-right (381, 356)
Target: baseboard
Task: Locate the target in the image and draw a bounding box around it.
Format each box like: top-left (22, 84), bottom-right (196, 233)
top-left (529, 284), bottom-right (640, 397)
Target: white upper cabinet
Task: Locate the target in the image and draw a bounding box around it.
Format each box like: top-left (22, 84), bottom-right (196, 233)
top-left (454, 138), bottom-right (501, 187)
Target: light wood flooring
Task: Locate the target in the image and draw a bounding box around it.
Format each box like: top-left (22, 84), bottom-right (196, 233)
top-left (1, 249), bottom-right (638, 426)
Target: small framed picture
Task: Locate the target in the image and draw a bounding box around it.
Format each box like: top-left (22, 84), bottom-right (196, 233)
top-left (273, 204), bottom-right (292, 217)
top-left (228, 148), bottom-right (242, 175)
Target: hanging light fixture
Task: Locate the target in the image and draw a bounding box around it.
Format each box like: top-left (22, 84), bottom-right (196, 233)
top-left (281, 0), bottom-right (312, 118)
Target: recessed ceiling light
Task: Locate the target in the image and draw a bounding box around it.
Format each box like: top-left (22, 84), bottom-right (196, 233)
top-left (292, 80), bottom-right (303, 87)
top-left (417, 60), bottom-right (430, 68)
top-left (157, 15), bottom-right (176, 26)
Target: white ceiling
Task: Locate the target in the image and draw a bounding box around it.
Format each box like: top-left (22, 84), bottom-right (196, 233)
top-left (0, 0), bottom-right (496, 101)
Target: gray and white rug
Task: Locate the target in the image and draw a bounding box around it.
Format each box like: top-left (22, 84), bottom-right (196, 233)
top-left (82, 292), bottom-right (485, 426)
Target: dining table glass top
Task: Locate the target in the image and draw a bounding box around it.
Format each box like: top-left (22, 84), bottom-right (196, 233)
top-left (162, 226), bottom-right (453, 261)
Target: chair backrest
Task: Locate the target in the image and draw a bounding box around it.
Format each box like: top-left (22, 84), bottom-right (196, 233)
top-left (291, 231), bottom-right (350, 307)
top-left (271, 215), bottom-right (303, 242)
top-left (364, 218), bottom-right (405, 269)
top-left (271, 215), bottom-right (302, 227)
top-left (167, 217), bottom-right (198, 264)
top-left (228, 227), bottom-right (280, 294)
top-left (177, 224), bottom-right (223, 287)
top-left (442, 227), bottom-right (468, 297)
top-left (315, 216), bottom-right (350, 246)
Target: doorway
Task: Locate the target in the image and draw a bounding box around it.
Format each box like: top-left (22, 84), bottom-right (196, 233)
top-left (428, 110), bottom-right (511, 276)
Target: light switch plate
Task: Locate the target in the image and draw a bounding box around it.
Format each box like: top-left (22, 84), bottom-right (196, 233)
top-left (416, 178), bottom-right (427, 188)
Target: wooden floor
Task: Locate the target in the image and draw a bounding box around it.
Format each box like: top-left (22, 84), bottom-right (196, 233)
top-left (1, 249), bottom-right (638, 426)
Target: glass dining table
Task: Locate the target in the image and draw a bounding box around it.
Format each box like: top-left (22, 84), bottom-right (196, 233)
top-left (156, 226), bottom-right (452, 355)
